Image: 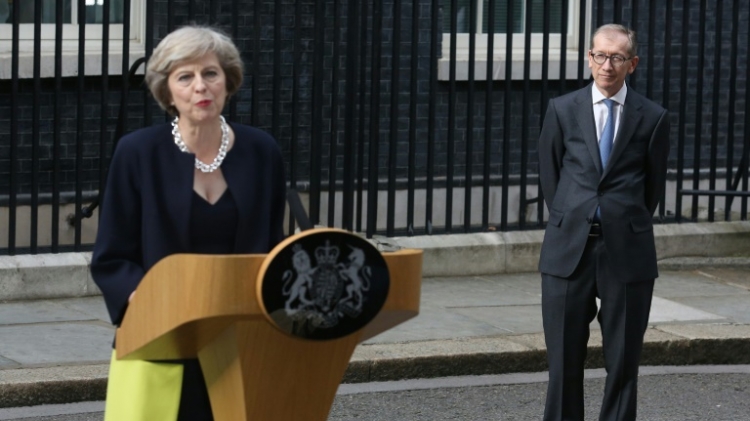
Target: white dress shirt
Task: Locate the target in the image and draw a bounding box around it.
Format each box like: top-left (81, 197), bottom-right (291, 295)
top-left (591, 84), bottom-right (627, 144)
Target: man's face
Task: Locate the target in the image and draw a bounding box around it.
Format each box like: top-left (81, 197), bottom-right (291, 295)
top-left (588, 31), bottom-right (639, 97)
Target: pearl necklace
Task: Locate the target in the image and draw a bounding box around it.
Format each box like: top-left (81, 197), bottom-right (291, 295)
top-left (172, 115), bottom-right (230, 173)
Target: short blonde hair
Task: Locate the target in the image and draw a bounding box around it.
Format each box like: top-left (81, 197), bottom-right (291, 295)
top-left (145, 26), bottom-right (244, 116)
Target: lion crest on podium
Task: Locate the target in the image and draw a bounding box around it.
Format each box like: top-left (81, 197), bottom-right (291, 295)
top-left (282, 240), bottom-right (372, 328)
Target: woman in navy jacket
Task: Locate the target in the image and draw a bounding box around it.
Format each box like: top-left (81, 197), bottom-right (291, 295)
top-left (91, 26), bottom-right (286, 420)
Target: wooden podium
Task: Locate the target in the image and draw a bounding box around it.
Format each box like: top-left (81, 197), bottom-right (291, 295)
top-left (115, 228), bottom-right (422, 420)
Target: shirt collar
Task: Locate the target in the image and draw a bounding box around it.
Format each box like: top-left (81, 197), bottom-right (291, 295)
top-left (591, 83), bottom-right (628, 106)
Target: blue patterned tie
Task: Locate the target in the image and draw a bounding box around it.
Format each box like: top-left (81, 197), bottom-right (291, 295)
top-left (595, 99), bottom-right (615, 222)
top-left (599, 99), bottom-right (615, 169)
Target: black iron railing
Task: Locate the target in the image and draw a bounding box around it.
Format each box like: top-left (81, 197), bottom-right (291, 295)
top-left (1, 0), bottom-right (749, 256)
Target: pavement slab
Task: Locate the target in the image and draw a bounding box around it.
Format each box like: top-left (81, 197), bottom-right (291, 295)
top-left (653, 271), bottom-right (750, 298)
top-left (693, 268), bottom-right (750, 290)
top-left (363, 306), bottom-right (510, 344)
top-left (655, 323), bottom-right (750, 340)
top-left (418, 276), bottom-right (541, 307)
top-left (0, 323), bottom-right (113, 366)
top-left (53, 297), bottom-right (111, 323)
top-left (667, 294), bottom-right (750, 323)
top-left (647, 296), bottom-right (725, 323)
top-left (0, 301), bottom-right (99, 326)
top-left (0, 358), bottom-right (16, 370)
top-left (450, 305), bottom-right (544, 335)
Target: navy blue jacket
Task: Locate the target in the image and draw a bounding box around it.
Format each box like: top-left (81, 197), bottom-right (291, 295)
top-left (91, 122), bottom-right (286, 325)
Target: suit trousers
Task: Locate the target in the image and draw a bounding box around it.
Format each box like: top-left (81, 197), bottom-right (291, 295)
top-left (541, 233), bottom-right (654, 421)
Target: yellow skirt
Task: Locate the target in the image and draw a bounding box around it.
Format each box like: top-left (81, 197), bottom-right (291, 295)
top-left (103, 350), bottom-right (183, 421)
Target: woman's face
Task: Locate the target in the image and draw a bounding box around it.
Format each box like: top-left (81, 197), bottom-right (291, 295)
top-left (168, 52), bottom-right (227, 125)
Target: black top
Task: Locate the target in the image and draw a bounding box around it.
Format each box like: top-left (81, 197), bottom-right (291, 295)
top-left (179, 189), bottom-right (239, 421)
top-left (189, 189), bottom-right (238, 254)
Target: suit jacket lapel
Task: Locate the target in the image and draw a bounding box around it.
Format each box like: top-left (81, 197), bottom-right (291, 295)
top-left (573, 86), bottom-right (603, 175)
top-left (222, 124), bottom-right (256, 253)
top-left (171, 144), bottom-right (195, 251)
top-left (602, 89), bottom-right (644, 179)
top-left (150, 124), bottom-right (194, 252)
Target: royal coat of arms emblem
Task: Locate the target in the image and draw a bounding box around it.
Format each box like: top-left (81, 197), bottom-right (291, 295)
top-left (282, 240), bottom-right (372, 328)
top-left (261, 229), bottom-right (389, 340)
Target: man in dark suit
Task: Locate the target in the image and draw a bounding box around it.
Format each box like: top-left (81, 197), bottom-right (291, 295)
top-left (538, 24), bottom-right (670, 421)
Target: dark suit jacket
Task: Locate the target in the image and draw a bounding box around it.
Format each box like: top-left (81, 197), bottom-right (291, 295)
top-left (90, 122), bottom-right (286, 325)
top-left (538, 83), bottom-right (670, 283)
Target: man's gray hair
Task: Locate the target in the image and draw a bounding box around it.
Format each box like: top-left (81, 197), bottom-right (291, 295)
top-left (591, 24), bottom-right (638, 57)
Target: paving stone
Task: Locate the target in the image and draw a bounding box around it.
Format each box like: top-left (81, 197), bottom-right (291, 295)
top-left (54, 297), bottom-right (110, 323)
top-left (655, 323), bottom-right (750, 340)
top-left (363, 307), bottom-right (508, 344)
top-left (0, 324), bottom-right (114, 366)
top-left (666, 294), bottom-right (750, 323)
top-left (0, 301), bottom-right (98, 325)
top-left (654, 271), bottom-right (748, 298)
top-left (694, 268), bottom-right (750, 290)
top-left (474, 272), bottom-right (545, 299)
top-left (0, 356), bottom-right (18, 369)
top-left (450, 305), bottom-right (544, 335)
top-left (419, 275), bottom-right (540, 307)
top-left (648, 296), bottom-right (725, 323)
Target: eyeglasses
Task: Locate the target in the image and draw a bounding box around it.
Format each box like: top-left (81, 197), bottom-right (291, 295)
top-left (589, 51), bottom-right (631, 67)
